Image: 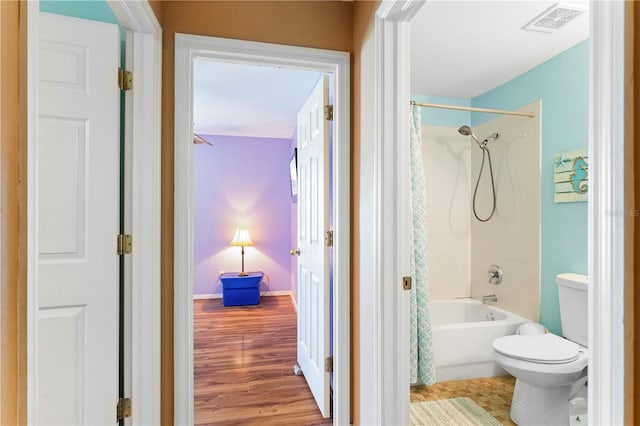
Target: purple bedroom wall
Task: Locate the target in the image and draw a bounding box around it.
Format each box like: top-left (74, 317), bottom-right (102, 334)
top-left (193, 134), bottom-right (295, 296)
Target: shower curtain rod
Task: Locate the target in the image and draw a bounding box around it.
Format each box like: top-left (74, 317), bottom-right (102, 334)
top-left (410, 100), bottom-right (535, 118)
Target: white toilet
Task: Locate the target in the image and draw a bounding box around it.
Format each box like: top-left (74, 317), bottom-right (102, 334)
top-left (492, 273), bottom-right (588, 426)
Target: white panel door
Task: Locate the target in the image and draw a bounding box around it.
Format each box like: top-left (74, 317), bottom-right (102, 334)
top-left (38, 12), bottom-right (120, 425)
top-left (296, 76), bottom-right (330, 417)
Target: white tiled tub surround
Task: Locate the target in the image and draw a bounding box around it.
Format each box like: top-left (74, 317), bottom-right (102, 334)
top-left (422, 125), bottom-right (472, 299)
top-left (421, 100), bottom-right (541, 321)
top-left (470, 101), bottom-right (541, 321)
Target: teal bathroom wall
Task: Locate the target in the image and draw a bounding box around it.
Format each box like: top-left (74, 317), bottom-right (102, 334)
top-left (471, 41), bottom-right (589, 335)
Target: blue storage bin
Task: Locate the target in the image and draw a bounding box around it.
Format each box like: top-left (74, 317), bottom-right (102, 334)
top-left (219, 272), bottom-right (263, 306)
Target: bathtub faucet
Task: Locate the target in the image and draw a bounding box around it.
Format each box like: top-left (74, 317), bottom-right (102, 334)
top-left (482, 294), bottom-right (498, 303)
top-left (488, 264), bottom-right (503, 285)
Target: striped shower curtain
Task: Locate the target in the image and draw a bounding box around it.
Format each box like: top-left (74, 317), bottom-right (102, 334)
top-left (409, 105), bottom-right (436, 385)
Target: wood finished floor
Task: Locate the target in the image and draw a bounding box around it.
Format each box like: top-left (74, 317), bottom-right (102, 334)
top-left (411, 376), bottom-right (517, 426)
top-left (194, 296), bottom-right (332, 425)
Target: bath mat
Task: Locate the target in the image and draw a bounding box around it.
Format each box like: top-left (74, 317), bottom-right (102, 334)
top-left (410, 397), bottom-right (502, 426)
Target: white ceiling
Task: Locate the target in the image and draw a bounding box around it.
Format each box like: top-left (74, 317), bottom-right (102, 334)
top-left (193, 59), bottom-right (320, 139)
top-left (193, 1), bottom-right (590, 139)
top-left (410, 0), bottom-right (590, 99)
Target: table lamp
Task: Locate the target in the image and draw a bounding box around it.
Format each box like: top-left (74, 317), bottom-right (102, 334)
top-left (230, 228), bottom-right (253, 276)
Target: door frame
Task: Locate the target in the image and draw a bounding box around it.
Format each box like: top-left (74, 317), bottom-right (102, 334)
top-left (173, 34), bottom-right (351, 425)
top-left (367, 1), bottom-right (626, 425)
top-left (26, 1), bottom-right (162, 424)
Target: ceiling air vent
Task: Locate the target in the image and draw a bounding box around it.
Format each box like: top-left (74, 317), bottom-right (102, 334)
top-left (522, 3), bottom-right (587, 33)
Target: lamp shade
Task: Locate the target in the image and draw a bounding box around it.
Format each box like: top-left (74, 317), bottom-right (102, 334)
top-left (230, 229), bottom-right (254, 247)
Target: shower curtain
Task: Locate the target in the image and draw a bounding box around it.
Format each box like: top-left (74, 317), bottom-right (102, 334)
top-left (409, 105), bottom-right (436, 385)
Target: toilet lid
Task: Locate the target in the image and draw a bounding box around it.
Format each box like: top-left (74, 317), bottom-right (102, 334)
top-left (493, 334), bottom-right (581, 364)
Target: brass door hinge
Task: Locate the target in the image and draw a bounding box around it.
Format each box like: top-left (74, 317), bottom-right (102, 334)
top-left (324, 104), bottom-right (333, 121)
top-left (324, 356), bottom-right (333, 373)
top-left (116, 397), bottom-right (131, 421)
top-left (325, 230), bottom-right (333, 247)
top-left (118, 68), bottom-right (132, 91)
top-left (117, 234), bottom-right (132, 255)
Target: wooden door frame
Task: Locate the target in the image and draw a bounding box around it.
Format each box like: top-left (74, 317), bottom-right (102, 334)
top-left (173, 34), bottom-right (351, 426)
top-left (365, 0), bottom-right (627, 425)
top-left (26, 2), bottom-right (162, 424)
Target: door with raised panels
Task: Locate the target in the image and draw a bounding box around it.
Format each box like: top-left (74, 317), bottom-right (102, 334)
top-left (295, 75), bottom-right (331, 418)
top-left (37, 12), bottom-right (120, 425)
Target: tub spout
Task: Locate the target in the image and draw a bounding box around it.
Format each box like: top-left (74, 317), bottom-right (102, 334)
top-left (482, 294), bottom-right (498, 303)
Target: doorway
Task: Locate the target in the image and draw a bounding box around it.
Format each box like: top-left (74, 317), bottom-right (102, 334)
top-left (363, 1), bottom-right (627, 425)
top-left (26, 1), bottom-right (161, 424)
top-left (173, 34), bottom-right (351, 426)
top-left (190, 59), bottom-right (331, 422)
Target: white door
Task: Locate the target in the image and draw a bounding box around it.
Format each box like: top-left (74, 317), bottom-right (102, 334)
top-left (37, 12), bottom-right (120, 425)
top-left (296, 76), bottom-right (331, 417)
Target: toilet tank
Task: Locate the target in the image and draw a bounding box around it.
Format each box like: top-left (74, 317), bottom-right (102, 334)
top-left (556, 273), bottom-right (588, 346)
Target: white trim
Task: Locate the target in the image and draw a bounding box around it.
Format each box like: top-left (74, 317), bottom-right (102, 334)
top-left (108, 0), bottom-right (161, 34)
top-left (27, 2), bottom-right (162, 425)
top-left (26, 2), bottom-right (40, 422)
top-left (110, 2), bottom-right (163, 424)
top-left (371, 2), bottom-right (626, 426)
top-left (193, 291), bottom-right (294, 300)
top-left (363, 2), bottom-right (423, 425)
top-left (193, 294), bottom-right (221, 300)
top-left (174, 35), bottom-right (195, 425)
top-left (588, 1), bottom-right (626, 425)
top-left (174, 34), bottom-right (350, 426)
top-left (290, 293), bottom-right (298, 313)
top-left (261, 291), bottom-right (293, 297)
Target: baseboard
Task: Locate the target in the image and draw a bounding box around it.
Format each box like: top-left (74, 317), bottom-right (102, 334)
top-left (262, 290), bottom-right (293, 297)
top-left (193, 293), bottom-right (221, 300)
top-left (193, 290), bottom-right (293, 300)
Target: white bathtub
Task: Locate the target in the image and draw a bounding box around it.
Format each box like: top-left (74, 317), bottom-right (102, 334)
top-left (430, 298), bottom-right (528, 383)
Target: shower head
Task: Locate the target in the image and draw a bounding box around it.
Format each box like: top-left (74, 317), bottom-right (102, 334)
top-left (458, 125), bottom-right (483, 148)
top-left (458, 125), bottom-right (473, 136)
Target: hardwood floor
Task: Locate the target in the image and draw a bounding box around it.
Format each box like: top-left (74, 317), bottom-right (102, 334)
top-left (194, 295), bottom-right (332, 425)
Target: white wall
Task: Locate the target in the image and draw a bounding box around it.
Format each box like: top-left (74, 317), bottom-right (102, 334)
top-left (422, 125), bottom-right (471, 299)
top-left (470, 101), bottom-right (541, 321)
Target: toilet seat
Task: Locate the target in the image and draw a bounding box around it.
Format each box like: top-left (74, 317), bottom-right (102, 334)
top-left (493, 334), bottom-right (581, 364)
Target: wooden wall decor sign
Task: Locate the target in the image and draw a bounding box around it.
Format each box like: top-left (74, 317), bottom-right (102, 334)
top-left (554, 148), bottom-right (588, 203)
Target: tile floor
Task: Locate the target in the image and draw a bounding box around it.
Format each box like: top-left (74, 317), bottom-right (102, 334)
top-left (410, 376), bottom-right (517, 426)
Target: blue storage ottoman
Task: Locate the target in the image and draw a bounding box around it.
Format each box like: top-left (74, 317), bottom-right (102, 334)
top-left (219, 272), bottom-right (263, 306)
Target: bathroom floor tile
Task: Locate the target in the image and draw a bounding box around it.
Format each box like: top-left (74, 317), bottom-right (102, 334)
top-left (411, 376), bottom-right (517, 426)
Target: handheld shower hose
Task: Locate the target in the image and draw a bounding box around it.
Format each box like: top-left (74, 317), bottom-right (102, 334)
top-left (473, 146), bottom-right (496, 222)
top-left (458, 126), bottom-right (498, 222)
